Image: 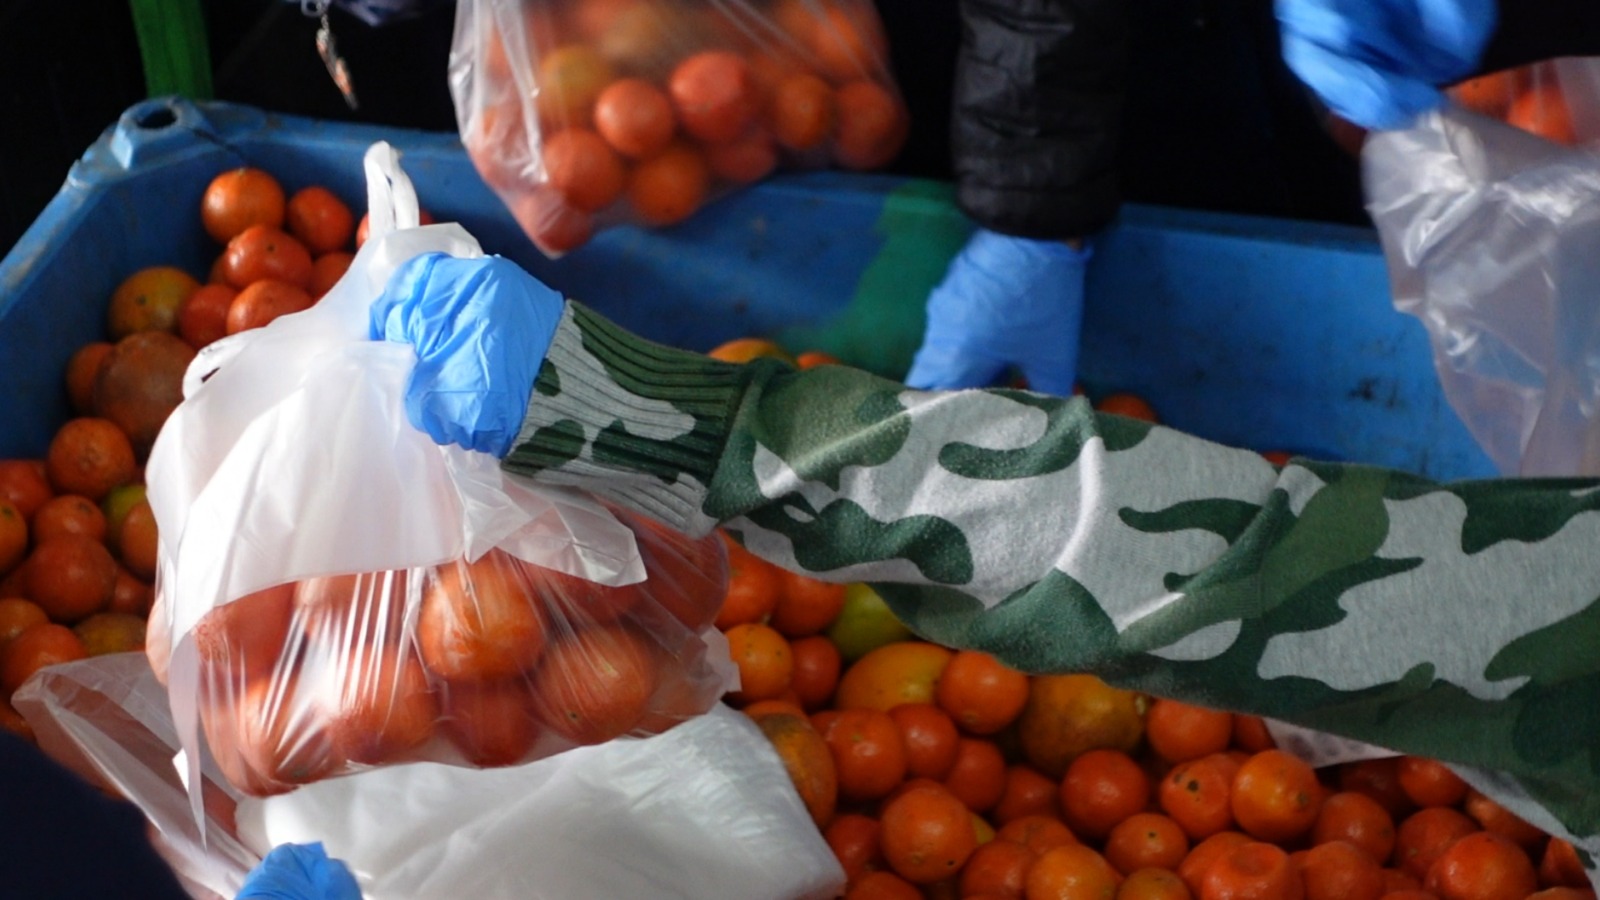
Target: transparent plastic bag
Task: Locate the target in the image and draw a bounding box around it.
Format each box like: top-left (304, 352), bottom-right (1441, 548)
top-left (13, 655), bottom-right (845, 900)
top-left (143, 141), bottom-right (734, 801)
top-left (449, 0), bottom-right (909, 256)
top-left (1364, 59), bottom-right (1600, 476)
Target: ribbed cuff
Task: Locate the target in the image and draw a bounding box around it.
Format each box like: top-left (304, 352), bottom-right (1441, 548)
top-left (501, 302), bottom-right (745, 536)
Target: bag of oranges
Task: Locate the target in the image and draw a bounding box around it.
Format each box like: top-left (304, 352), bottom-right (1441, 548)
top-left (1445, 58), bottom-right (1600, 147)
top-left (143, 142), bottom-right (734, 800)
top-left (450, 0), bottom-right (910, 256)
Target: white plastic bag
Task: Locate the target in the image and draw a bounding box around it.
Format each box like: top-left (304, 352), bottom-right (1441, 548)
top-left (1365, 62), bottom-right (1600, 476)
top-left (235, 703), bottom-right (845, 900)
top-left (13, 654), bottom-right (845, 900)
top-left (143, 142), bottom-right (732, 803)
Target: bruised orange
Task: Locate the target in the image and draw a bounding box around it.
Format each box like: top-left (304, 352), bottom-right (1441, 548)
top-left (751, 707), bottom-right (839, 828)
top-left (835, 640), bottom-right (953, 712)
top-left (1016, 674), bottom-right (1145, 778)
top-left (91, 331), bottom-right (196, 457)
top-left (107, 266), bottom-right (199, 339)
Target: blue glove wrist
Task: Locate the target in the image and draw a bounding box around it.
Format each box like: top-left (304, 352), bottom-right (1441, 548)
top-left (1276, 0), bottom-right (1497, 130)
top-left (370, 253), bottom-right (563, 457)
top-left (237, 842), bottom-right (362, 900)
top-left (905, 227), bottom-right (1090, 396)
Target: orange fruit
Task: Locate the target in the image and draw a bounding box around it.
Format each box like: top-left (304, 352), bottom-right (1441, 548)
top-left (593, 78), bottom-right (677, 159)
top-left (828, 582), bottom-right (914, 662)
top-left (702, 127), bottom-right (780, 184)
top-left (888, 702), bottom-right (960, 780)
top-left (725, 621), bottom-right (794, 704)
top-left (845, 870), bottom-right (921, 900)
top-left (323, 641), bottom-right (439, 764)
top-left (1097, 393), bottom-right (1159, 423)
top-left (190, 583), bottom-right (297, 681)
top-left (1177, 831), bottom-right (1253, 896)
top-left (1338, 757), bottom-right (1415, 821)
top-left (751, 707), bottom-right (839, 828)
top-left (1393, 806), bottom-right (1479, 881)
top-left (769, 72), bottom-right (837, 151)
top-left (64, 342), bottom-right (113, 416)
top-left (1462, 788), bottom-right (1546, 854)
top-left (1145, 698), bottom-right (1233, 764)
top-left (771, 569), bottom-right (847, 637)
top-left (24, 534), bottom-right (118, 623)
top-left (1538, 837), bottom-right (1590, 888)
top-left (45, 418), bottom-right (136, 501)
top-left (832, 80), bottom-right (906, 171)
top-left (626, 143), bottom-right (710, 226)
top-left (543, 127), bottom-right (627, 213)
top-left (285, 186), bottom-right (355, 255)
top-left (230, 671), bottom-right (344, 793)
top-left (113, 497), bottom-right (158, 581)
top-left (797, 349), bottom-right (843, 369)
top-left (880, 782), bottom-right (979, 884)
top-left (822, 706), bottom-right (909, 802)
top-left (107, 266), bottom-right (199, 339)
top-left (706, 337), bottom-right (795, 364)
top-left (713, 531), bottom-right (784, 628)
top-left (201, 167), bottom-right (286, 244)
top-left (0, 461), bottom-right (52, 523)
top-left (71, 610), bottom-right (147, 657)
top-left (1394, 756), bottom-right (1468, 809)
top-left (1160, 752), bottom-right (1238, 841)
top-left (107, 566), bottom-right (152, 617)
top-left (996, 813), bottom-right (1079, 855)
top-left (31, 494), bottom-right (106, 544)
top-left (0, 501), bottom-right (25, 576)
top-left (1230, 749), bottom-right (1322, 844)
top-left (1106, 812), bottom-right (1190, 875)
top-left (591, 0), bottom-right (688, 80)
top-left (308, 251), bottom-right (354, 299)
top-left (1061, 748), bottom-right (1153, 841)
top-left (943, 736), bottom-right (1007, 813)
top-left (221, 224), bottom-right (314, 290)
top-left (1230, 714), bottom-right (1275, 753)
top-left (825, 811), bottom-right (885, 884)
top-left (1450, 71), bottom-right (1521, 117)
top-left (0, 622), bottom-right (88, 693)
top-left (1199, 840), bottom-right (1301, 900)
top-left (959, 838), bottom-right (1037, 898)
top-left (1299, 839), bottom-right (1384, 900)
top-left (527, 624), bottom-right (657, 744)
top-left (510, 187), bottom-right (596, 257)
top-left (1016, 674), bottom-right (1145, 778)
top-left (935, 649), bottom-right (1028, 736)
top-left (1310, 790), bottom-right (1396, 865)
top-left (0, 698), bottom-right (34, 744)
top-left (1025, 843), bottom-right (1124, 900)
top-left (225, 279), bottom-right (315, 335)
top-left (417, 550), bottom-right (547, 682)
top-left (91, 331), bottom-right (197, 456)
top-left (176, 283), bottom-right (237, 349)
top-left (1116, 867), bottom-right (1193, 900)
top-left (668, 50), bottom-right (760, 144)
top-left (835, 640), bottom-right (953, 712)
top-left (535, 44), bottom-right (615, 128)
top-left (790, 633), bottom-right (842, 710)
top-left (993, 763), bottom-right (1061, 825)
top-left (1508, 84), bottom-right (1577, 144)
top-left (441, 678), bottom-right (541, 767)
top-left (354, 207), bottom-right (435, 248)
top-left (0, 597), bottom-right (48, 645)
top-left (807, 4), bottom-right (886, 83)
top-left (1423, 831), bottom-right (1537, 900)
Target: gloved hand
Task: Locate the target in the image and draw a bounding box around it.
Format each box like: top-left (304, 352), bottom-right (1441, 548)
top-left (904, 228), bottom-right (1090, 397)
top-left (1276, 0), bottom-right (1497, 130)
top-left (370, 252), bottom-right (564, 457)
top-left (237, 843), bottom-right (362, 900)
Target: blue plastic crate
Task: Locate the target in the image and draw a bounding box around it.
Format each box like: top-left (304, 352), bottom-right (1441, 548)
top-left (0, 97), bottom-right (1496, 481)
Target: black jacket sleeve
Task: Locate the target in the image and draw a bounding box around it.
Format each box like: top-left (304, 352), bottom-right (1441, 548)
top-left (1476, 0), bottom-right (1600, 78)
top-left (950, 0), bottom-right (1129, 240)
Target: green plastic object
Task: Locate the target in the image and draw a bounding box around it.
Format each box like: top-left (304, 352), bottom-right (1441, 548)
top-left (128, 0), bottom-right (213, 100)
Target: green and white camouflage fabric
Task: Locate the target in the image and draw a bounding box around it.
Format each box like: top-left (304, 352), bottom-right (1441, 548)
top-left (506, 301), bottom-right (1600, 878)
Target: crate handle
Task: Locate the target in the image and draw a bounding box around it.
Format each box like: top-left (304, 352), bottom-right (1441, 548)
top-left (104, 97), bottom-right (227, 173)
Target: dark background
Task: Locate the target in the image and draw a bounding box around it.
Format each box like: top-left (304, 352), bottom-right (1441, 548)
top-left (0, 0), bottom-right (1365, 260)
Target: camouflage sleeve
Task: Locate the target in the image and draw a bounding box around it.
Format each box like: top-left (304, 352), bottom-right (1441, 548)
top-left (505, 301), bottom-right (1600, 840)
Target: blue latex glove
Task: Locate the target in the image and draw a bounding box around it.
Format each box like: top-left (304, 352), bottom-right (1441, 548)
top-left (904, 228), bottom-right (1090, 397)
top-left (1276, 0), bottom-right (1497, 130)
top-left (370, 253), bottom-right (563, 457)
top-left (237, 843), bottom-right (362, 900)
